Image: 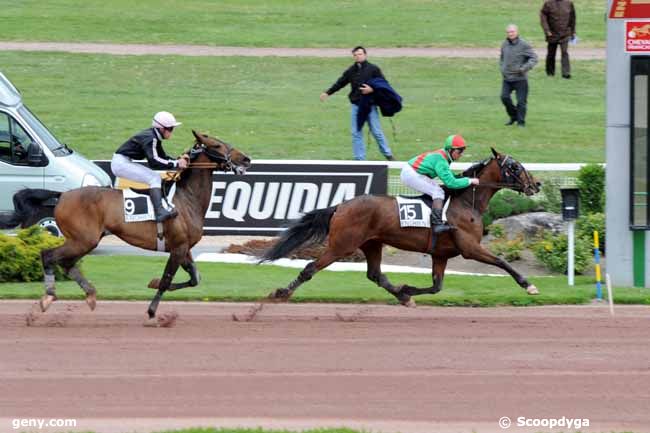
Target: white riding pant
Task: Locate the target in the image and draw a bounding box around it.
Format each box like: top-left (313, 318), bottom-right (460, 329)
top-left (400, 164), bottom-right (445, 200)
top-left (111, 153), bottom-right (161, 188)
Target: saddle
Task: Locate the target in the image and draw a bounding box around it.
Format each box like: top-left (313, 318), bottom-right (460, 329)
top-left (113, 170), bottom-right (178, 190)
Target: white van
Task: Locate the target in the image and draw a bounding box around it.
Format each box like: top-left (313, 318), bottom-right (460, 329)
top-left (0, 72), bottom-right (111, 235)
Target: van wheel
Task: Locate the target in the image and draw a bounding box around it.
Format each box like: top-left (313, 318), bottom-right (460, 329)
top-left (37, 217), bottom-right (62, 237)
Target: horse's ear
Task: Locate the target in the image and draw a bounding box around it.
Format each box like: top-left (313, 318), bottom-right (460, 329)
top-left (192, 129), bottom-right (204, 143)
top-left (491, 147), bottom-right (499, 158)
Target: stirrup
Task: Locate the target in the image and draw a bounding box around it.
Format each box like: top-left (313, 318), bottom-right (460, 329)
top-left (155, 208), bottom-right (177, 223)
top-left (432, 223), bottom-right (455, 234)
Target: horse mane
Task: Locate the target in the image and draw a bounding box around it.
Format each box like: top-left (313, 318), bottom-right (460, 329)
top-left (462, 158), bottom-right (492, 177)
top-left (441, 157), bottom-right (494, 199)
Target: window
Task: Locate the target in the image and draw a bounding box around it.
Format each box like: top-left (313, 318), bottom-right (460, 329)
top-left (0, 111), bottom-right (35, 165)
top-left (631, 57), bottom-right (650, 229)
top-left (18, 106), bottom-right (70, 156)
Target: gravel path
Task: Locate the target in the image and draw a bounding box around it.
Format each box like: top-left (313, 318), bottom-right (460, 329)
top-left (1, 302), bottom-right (647, 433)
top-left (0, 41), bottom-right (606, 59)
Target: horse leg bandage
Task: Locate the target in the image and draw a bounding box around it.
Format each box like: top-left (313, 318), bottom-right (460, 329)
top-left (44, 273), bottom-right (56, 296)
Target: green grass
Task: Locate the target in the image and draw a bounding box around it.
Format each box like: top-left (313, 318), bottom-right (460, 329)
top-left (1, 0), bottom-right (605, 48)
top-left (2, 255), bottom-right (647, 306)
top-left (0, 52), bottom-right (605, 163)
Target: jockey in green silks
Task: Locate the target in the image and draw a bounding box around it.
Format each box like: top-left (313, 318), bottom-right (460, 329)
top-left (400, 134), bottom-right (480, 233)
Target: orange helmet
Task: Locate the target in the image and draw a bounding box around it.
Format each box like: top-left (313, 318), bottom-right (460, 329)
top-left (444, 134), bottom-right (466, 151)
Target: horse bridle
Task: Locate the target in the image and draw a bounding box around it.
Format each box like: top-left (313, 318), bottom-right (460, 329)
top-left (470, 155), bottom-right (531, 191)
top-left (497, 155), bottom-right (530, 192)
top-left (187, 142), bottom-right (233, 171)
top-left (466, 155), bottom-right (526, 211)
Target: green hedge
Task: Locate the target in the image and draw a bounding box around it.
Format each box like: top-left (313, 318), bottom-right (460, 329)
top-left (532, 231), bottom-right (592, 274)
top-left (0, 226), bottom-right (68, 282)
top-left (577, 164), bottom-right (605, 214)
top-left (577, 212), bottom-right (605, 254)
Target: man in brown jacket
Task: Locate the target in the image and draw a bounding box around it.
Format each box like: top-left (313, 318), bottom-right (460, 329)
top-left (540, 0), bottom-right (576, 78)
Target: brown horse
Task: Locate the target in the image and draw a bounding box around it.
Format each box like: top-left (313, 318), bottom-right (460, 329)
top-left (1, 130), bottom-right (250, 322)
top-left (261, 148), bottom-right (541, 306)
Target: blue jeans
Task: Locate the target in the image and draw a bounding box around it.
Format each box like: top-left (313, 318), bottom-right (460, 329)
top-left (501, 79), bottom-right (528, 124)
top-left (350, 104), bottom-right (392, 160)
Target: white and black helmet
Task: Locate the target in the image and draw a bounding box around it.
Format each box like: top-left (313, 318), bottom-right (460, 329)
top-left (152, 111), bottom-right (182, 129)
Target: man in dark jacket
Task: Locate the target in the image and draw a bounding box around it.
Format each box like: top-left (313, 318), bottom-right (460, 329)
top-left (320, 46), bottom-right (395, 161)
top-left (500, 24), bottom-right (538, 127)
top-left (540, 0), bottom-right (576, 78)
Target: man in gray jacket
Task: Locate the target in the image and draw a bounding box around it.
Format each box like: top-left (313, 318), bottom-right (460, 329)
top-left (500, 24), bottom-right (538, 127)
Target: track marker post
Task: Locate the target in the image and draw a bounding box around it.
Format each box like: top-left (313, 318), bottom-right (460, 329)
top-left (594, 230), bottom-right (603, 300)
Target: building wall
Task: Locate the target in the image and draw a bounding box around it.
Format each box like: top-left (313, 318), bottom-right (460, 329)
top-left (606, 1), bottom-right (650, 287)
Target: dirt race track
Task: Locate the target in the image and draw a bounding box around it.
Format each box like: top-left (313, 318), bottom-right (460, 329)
top-left (1, 301), bottom-right (649, 433)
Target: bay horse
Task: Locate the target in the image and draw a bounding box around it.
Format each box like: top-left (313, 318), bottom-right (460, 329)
top-left (262, 148), bottom-right (541, 306)
top-left (1, 130), bottom-right (250, 323)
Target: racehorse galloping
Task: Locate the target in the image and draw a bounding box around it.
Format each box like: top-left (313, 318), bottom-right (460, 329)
top-left (1, 130), bottom-right (250, 321)
top-left (262, 148), bottom-right (541, 306)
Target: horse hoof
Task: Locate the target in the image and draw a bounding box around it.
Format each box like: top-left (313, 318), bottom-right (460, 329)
top-left (147, 278), bottom-right (161, 289)
top-left (400, 298), bottom-right (417, 308)
top-left (39, 295), bottom-right (56, 312)
top-left (526, 285), bottom-right (539, 295)
top-left (268, 289), bottom-right (291, 301)
top-left (85, 293), bottom-right (97, 311)
top-left (143, 317), bottom-right (159, 328)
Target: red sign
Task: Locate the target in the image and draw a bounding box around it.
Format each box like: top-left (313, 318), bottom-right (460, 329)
top-left (610, 0), bottom-right (650, 19)
top-left (626, 21), bottom-right (650, 52)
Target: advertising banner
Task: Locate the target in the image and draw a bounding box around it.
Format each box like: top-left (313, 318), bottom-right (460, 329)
top-left (626, 21), bottom-right (650, 52)
top-left (95, 160), bottom-right (388, 235)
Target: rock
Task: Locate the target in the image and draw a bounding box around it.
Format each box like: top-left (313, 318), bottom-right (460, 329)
top-left (485, 212), bottom-right (566, 242)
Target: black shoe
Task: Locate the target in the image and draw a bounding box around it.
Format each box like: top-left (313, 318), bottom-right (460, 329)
top-left (505, 119), bottom-right (516, 126)
top-left (562, 74), bottom-right (571, 79)
top-left (517, 122), bottom-right (526, 128)
top-left (150, 188), bottom-right (177, 223)
top-left (546, 72), bottom-right (555, 77)
top-left (385, 155), bottom-right (396, 161)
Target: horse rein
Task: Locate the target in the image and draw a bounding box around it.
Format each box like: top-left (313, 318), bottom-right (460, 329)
top-left (165, 143), bottom-right (233, 181)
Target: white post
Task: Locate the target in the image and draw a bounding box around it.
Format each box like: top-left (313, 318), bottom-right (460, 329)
top-left (606, 273), bottom-right (615, 317)
top-left (567, 220), bottom-right (575, 286)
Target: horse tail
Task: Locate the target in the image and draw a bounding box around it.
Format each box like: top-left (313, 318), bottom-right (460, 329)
top-left (260, 206), bottom-right (337, 263)
top-left (0, 189), bottom-right (62, 229)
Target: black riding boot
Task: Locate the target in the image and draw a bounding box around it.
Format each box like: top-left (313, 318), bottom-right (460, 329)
top-left (430, 199), bottom-right (454, 234)
top-left (150, 187), bottom-right (177, 223)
